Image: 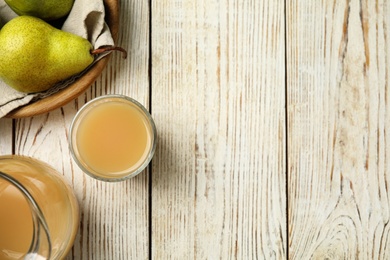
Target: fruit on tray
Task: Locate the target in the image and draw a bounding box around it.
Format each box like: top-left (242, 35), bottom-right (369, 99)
top-left (4, 0), bottom-right (75, 21)
top-left (0, 16), bottom-right (126, 93)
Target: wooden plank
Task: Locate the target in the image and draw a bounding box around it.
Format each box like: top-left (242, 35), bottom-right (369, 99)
top-left (152, 0), bottom-right (286, 258)
top-left (0, 118), bottom-right (13, 154)
top-left (287, 0), bottom-right (390, 258)
top-left (13, 0), bottom-right (150, 259)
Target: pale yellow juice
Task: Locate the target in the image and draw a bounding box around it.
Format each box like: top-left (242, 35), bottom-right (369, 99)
top-left (72, 97), bottom-right (155, 179)
top-left (0, 156), bottom-right (79, 259)
top-left (0, 181), bottom-right (33, 259)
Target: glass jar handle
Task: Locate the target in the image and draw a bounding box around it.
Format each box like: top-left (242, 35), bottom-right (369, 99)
top-left (0, 171), bottom-right (52, 259)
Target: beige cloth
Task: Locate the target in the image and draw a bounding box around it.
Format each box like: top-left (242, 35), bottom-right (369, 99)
top-left (0, 0), bottom-right (114, 118)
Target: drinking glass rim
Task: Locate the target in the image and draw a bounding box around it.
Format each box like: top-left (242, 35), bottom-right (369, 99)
top-left (69, 94), bottom-right (157, 182)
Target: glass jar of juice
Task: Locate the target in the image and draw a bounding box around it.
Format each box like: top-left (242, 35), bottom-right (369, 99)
top-left (0, 155), bottom-right (79, 259)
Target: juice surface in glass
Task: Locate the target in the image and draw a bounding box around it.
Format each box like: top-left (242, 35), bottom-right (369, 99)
top-left (70, 95), bottom-right (156, 181)
top-left (77, 101), bottom-right (150, 173)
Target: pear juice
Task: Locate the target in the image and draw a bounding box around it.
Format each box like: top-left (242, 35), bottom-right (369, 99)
top-left (70, 95), bottom-right (157, 181)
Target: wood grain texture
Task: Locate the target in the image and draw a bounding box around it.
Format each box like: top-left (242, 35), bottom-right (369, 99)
top-left (0, 118), bottom-right (12, 154)
top-left (13, 0), bottom-right (150, 259)
top-left (151, 0), bottom-right (286, 259)
top-left (287, 0), bottom-right (390, 259)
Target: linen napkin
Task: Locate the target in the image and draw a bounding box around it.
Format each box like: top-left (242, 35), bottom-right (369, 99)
top-left (0, 0), bottom-right (115, 118)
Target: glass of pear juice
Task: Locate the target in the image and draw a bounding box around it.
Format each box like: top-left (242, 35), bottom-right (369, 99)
top-left (69, 94), bottom-right (157, 181)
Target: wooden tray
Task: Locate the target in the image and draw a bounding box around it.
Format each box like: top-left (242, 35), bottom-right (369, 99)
top-left (6, 0), bottom-right (119, 118)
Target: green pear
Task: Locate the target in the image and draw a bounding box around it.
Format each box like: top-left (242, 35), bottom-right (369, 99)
top-left (0, 16), bottom-right (94, 93)
top-left (4, 0), bottom-right (74, 21)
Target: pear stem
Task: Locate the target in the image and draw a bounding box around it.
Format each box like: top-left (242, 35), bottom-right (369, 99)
top-left (91, 46), bottom-right (127, 59)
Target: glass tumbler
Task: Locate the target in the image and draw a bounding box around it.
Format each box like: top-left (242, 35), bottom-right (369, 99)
top-left (69, 94), bottom-right (157, 181)
top-left (0, 155), bottom-right (79, 259)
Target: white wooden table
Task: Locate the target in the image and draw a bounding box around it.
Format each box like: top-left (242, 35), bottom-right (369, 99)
top-left (1, 0), bottom-right (390, 259)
